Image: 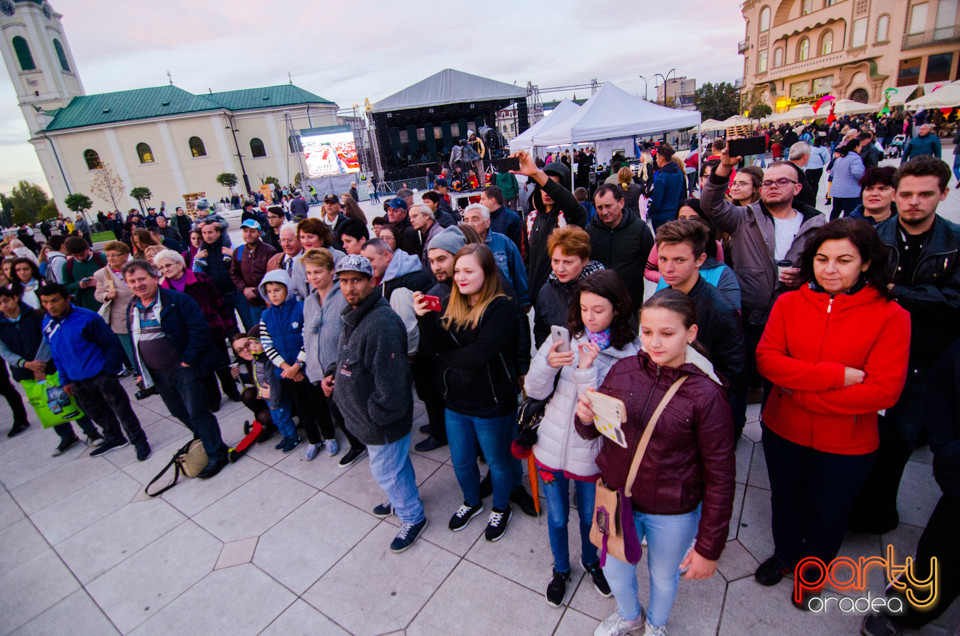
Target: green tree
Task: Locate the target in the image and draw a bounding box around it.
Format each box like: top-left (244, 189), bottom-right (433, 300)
top-left (7, 180), bottom-right (49, 225)
top-left (263, 176), bottom-right (280, 187)
top-left (0, 193), bottom-right (13, 227)
top-left (64, 193), bottom-right (93, 214)
top-left (749, 103), bottom-right (773, 121)
top-left (693, 82), bottom-right (741, 121)
top-left (129, 186), bottom-right (152, 213)
top-left (293, 172), bottom-right (302, 187)
top-left (38, 202), bottom-right (58, 221)
top-left (216, 172), bottom-right (238, 194)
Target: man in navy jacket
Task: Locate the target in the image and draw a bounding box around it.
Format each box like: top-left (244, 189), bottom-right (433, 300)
top-left (123, 260), bottom-right (229, 479)
top-left (39, 284), bottom-right (149, 460)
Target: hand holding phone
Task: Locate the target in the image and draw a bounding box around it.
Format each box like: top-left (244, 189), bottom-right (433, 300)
top-left (495, 157), bottom-right (521, 173)
top-left (551, 325), bottom-right (571, 352)
top-left (422, 295), bottom-right (442, 312)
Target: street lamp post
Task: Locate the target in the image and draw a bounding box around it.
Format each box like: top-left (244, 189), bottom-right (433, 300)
top-left (654, 69), bottom-right (678, 106)
top-left (638, 74), bottom-right (650, 101)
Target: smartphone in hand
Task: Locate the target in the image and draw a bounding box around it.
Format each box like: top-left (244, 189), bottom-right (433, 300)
top-left (494, 157), bottom-right (521, 172)
top-left (551, 325), bottom-right (571, 352)
top-left (422, 295), bottom-right (442, 312)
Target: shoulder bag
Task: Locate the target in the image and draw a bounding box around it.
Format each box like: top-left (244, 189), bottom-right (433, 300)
top-left (144, 439), bottom-right (209, 496)
top-left (590, 376), bottom-right (687, 566)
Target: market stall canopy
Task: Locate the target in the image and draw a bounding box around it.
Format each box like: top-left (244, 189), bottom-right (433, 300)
top-left (769, 104), bottom-right (817, 122)
top-left (508, 99), bottom-right (581, 152)
top-left (371, 68), bottom-right (526, 113)
top-left (885, 82), bottom-right (942, 108)
top-left (699, 118), bottom-right (725, 131)
top-left (831, 98), bottom-right (876, 115)
top-left (905, 80), bottom-right (960, 109)
top-left (720, 115), bottom-right (754, 127)
top-left (531, 82), bottom-right (701, 146)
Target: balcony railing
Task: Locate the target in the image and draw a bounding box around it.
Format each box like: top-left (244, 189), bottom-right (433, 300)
top-left (757, 51), bottom-right (845, 81)
top-left (738, 40), bottom-right (750, 54)
top-left (903, 24), bottom-right (960, 50)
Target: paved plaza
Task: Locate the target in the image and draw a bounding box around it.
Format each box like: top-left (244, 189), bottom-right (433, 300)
top-left (1, 150), bottom-right (959, 635)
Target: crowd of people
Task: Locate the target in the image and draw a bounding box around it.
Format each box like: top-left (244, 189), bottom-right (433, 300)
top-left (1, 127), bottom-right (958, 635)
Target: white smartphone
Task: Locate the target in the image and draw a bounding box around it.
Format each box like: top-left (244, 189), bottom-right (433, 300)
top-left (550, 325), bottom-right (571, 352)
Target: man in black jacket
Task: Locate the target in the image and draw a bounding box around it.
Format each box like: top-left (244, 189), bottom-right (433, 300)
top-left (587, 184), bottom-right (654, 312)
top-left (857, 131), bottom-right (883, 169)
top-left (851, 156), bottom-right (960, 533)
top-left (655, 219), bottom-right (746, 397)
top-left (514, 151), bottom-right (587, 305)
top-left (786, 142), bottom-right (817, 208)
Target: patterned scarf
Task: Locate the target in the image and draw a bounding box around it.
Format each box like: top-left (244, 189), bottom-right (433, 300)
top-left (585, 328), bottom-right (612, 350)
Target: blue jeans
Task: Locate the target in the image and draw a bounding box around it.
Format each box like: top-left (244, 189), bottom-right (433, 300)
top-left (366, 433), bottom-right (424, 525)
top-left (446, 408), bottom-right (515, 511)
top-left (542, 469), bottom-right (597, 573)
top-left (953, 152), bottom-right (959, 183)
top-left (248, 305), bottom-right (264, 327)
top-left (223, 290), bottom-right (253, 331)
top-left (602, 505), bottom-right (701, 627)
top-left (270, 404), bottom-right (297, 441)
top-left (150, 364), bottom-right (227, 461)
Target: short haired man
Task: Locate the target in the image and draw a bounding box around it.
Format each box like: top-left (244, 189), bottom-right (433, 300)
top-left (850, 156), bottom-right (960, 533)
top-left (0, 287), bottom-right (102, 449)
top-left (321, 194), bottom-right (348, 249)
top-left (587, 184), bottom-right (655, 312)
top-left (155, 215), bottom-right (183, 247)
top-left (262, 206), bottom-right (285, 251)
top-left (266, 222), bottom-right (308, 300)
top-left (396, 188), bottom-right (415, 210)
top-left (335, 219), bottom-right (369, 255)
top-left (786, 141), bottom-right (816, 208)
top-left (647, 143), bottom-right (686, 230)
top-left (289, 191), bottom-right (309, 219)
top-left (655, 219), bottom-right (746, 400)
top-left (174, 206), bottom-right (192, 241)
top-left (479, 186), bottom-right (524, 254)
top-left (461, 204), bottom-right (530, 310)
top-left (62, 236), bottom-right (107, 311)
top-left (857, 131), bottom-right (882, 170)
top-left (421, 190), bottom-right (457, 227)
top-left (383, 198), bottom-right (421, 254)
top-left (848, 167), bottom-right (897, 225)
top-left (408, 204), bottom-right (443, 270)
top-left (44, 235), bottom-right (68, 284)
top-left (901, 123), bottom-right (941, 164)
top-left (149, 226), bottom-right (183, 253)
top-left (230, 219), bottom-right (277, 328)
top-left (323, 255), bottom-right (427, 553)
top-left (39, 284), bottom-right (150, 460)
top-left (123, 261), bottom-right (229, 478)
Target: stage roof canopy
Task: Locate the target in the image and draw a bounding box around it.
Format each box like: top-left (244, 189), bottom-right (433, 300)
top-left (371, 69), bottom-right (527, 113)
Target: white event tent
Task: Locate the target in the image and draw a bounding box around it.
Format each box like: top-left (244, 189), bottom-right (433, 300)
top-left (508, 99), bottom-right (580, 152)
top-left (905, 80), bottom-right (960, 109)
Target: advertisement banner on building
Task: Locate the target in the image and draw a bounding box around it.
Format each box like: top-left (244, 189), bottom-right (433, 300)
top-left (301, 125), bottom-right (360, 178)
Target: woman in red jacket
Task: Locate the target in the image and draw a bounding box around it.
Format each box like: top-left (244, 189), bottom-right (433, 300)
top-left (575, 290), bottom-right (735, 636)
top-left (754, 218), bottom-right (910, 607)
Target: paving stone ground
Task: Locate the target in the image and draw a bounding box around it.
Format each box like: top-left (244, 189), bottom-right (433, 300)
top-left (1, 148), bottom-right (959, 635)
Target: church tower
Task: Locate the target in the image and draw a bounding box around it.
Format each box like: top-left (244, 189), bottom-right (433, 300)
top-left (0, 0), bottom-right (84, 135)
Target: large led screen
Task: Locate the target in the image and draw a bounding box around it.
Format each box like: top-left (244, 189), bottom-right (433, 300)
top-left (301, 126), bottom-right (360, 178)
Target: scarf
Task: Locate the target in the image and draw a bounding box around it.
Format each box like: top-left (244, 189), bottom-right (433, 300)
top-left (807, 275), bottom-right (869, 296)
top-left (585, 328), bottom-right (611, 350)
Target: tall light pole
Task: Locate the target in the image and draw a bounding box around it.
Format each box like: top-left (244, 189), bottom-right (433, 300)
top-left (638, 74), bottom-right (650, 101)
top-left (654, 68), bottom-right (678, 106)
top-left (225, 119), bottom-right (251, 195)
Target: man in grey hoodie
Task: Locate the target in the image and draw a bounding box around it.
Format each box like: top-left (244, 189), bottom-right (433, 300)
top-left (323, 255), bottom-right (427, 553)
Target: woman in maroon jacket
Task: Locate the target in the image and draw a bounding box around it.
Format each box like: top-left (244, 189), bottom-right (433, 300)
top-left (154, 249), bottom-right (241, 405)
top-left (753, 219), bottom-right (910, 607)
top-left (576, 290), bottom-right (735, 636)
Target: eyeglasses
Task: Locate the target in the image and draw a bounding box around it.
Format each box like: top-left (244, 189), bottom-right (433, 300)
top-left (761, 178), bottom-right (798, 189)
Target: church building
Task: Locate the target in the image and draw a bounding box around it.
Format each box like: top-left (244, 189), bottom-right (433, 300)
top-left (0, 0), bottom-right (339, 211)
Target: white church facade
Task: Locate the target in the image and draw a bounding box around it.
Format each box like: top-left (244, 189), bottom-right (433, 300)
top-left (0, 0), bottom-right (339, 212)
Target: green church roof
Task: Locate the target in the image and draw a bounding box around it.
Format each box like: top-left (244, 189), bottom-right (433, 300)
top-left (45, 84), bottom-right (334, 132)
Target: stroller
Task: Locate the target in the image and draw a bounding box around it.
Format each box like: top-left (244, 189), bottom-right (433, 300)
top-left (885, 135), bottom-right (906, 159)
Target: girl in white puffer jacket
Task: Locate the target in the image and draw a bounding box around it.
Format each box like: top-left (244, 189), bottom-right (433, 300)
top-left (523, 270), bottom-right (640, 608)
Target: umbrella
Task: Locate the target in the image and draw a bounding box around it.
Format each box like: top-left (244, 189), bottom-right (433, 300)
top-left (831, 98), bottom-right (876, 115)
top-left (721, 114), bottom-right (755, 127)
top-left (906, 80), bottom-right (960, 109)
top-left (769, 104), bottom-right (817, 122)
top-left (699, 118), bottom-right (725, 132)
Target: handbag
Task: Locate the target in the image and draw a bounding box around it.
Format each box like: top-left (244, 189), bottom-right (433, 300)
top-left (96, 270), bottom-right (115, 324)
top-left (144, 439), bottom-right (209, 496)
top-left (590, 376), bottom-right (687, 566)
top-left (513, 372), bottom-right (562, 457)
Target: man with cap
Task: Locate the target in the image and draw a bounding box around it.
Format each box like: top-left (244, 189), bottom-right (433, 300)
top-left (323, 254), bottom-right (428, 553)
top-left (514, 150), bottom-right (587, 305)
top-left (192, 199), bottom-right (232, 247)
top-left (289, 192), bottom-right (309, 219)
top-left (384, 197), bottom-right (421, 255)
top-left (321, 194), bottom-right (349, 249)
top-left (230, 219), bottom-right (277, 327)
top-left (144, 207), bottom-right (159, 229)
top-left (241, 200), bottom-right (259, 223)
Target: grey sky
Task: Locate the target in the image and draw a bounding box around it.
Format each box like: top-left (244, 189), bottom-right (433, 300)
top-left (0, 0), bottom-right (745, 195)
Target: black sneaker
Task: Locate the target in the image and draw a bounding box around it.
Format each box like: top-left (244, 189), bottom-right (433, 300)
top-left (418, 424), bottom-right (430, 435)
top-left (7, 420), bottom-right (29, 438)
top-left (448, 502), bottom-right (484, 532)
top-left (89, 437), bottom-right (129, 457)
top-left (545, 569), bottom-right (570, 607)
top-left (479, 472), bottom-right (493, 498)
top-left (279, 437), bottom-right (302, 454)
top-left (338, 446), bottom-right (367, 469)
top-left (485, 506), bottom-right (511, 542)
top-left (373, 502), bottom-right (393, 518)
top-left (511, 486), bottom-right (539, 518)
top-left (135, 441), bottom-right (152, 461)
top-left (582, 559), bottom-right (612, 597)
top-left (390, 518), bottom-right (428, 553)
top-left (52, 437), bottom-right (80, 457)
top-left (755, 555), bottom-right (794, 586)
top-left (414, 436), bottom-right (446, 452)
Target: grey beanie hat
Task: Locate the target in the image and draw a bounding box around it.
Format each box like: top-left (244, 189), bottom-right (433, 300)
top-left (427, 226), bottom-right (466, 256)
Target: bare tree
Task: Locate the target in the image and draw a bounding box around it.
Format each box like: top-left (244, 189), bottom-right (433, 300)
top-left (90, 162), bottom-right (126, 213)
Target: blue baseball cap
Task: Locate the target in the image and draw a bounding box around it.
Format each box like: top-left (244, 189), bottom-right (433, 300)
top-left (385, 197), bottom-right (408, 210)
top-left (241, 219), bottom-right (262, 231)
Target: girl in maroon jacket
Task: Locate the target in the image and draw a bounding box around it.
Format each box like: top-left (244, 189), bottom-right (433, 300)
top-left (576, 290), bottom-right (735, 636)
top-left (754, 219), bottom-right (910, 607)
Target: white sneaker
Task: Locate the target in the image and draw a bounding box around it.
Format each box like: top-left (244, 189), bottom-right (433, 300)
top-left (326, 438), bottom-right (340, 457)
top-left (595, 610), bottom-right (645, 636)
top-left (644, 619), bottom-right (668, 636)
top-left (304, 443), bottom-right (322, 461)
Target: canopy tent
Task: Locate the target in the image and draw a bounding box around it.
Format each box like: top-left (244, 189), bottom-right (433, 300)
top-left (508, 99), bottom-right (580, 152)
top-left (830, 98), bottom-right (876, 115)
top-left (720, 114), bottom-right (754, 127)
top-left (905, 80), bottom-right (960, 109)
top-left (882, 82), bottom-right (940, 109)
top-left (699, 118), bottom-right (725, 132)
top-left (531, 82), bottom-right (701, 147)
top-left (768, 104), bottom-right (817, 123)
top-left (371, 68), bottom-right (526, 113)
